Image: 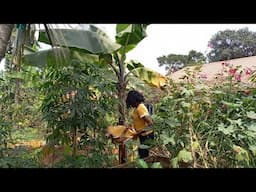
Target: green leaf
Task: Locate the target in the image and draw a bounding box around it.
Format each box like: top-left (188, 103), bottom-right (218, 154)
top-left (233, 145), bottom-right (249, 164)
top-left (171, 157), bottom-right (179, 168)
top-left (71, 49), bottom-right (99, 64)
top-left (192, 141), bottom-right (199, 151)
top-left (130, 66), bottom-right (167, 88)
top-left (151, 162), bottom-right (162, 168)
top-left (126, 60), bottom-right (144, 71)
top-left (115, 24), bottom-right (148, 53)
top-left (246, 124), bottom-right (256, 132)
top-left (246, 111), bottom-right (256, 119)
top-left (23, 47), bottom-right (70, 68)
top-left (116, 24), bottom-right (130, 34)
top-left (39, 25), bottom-right (121, 54)
top-left (160, 134), bottom-right (175, 145)
top-left (181, 101), bottom-right (191, 108)
top-left (217, 123), bottom-right (235, 135)
top-left (222, 101), bottom-right (241, 108)
top-left (177, 149), bottom-right (193, 163)
top-left (136, 159), bottom-right (148, 168)
top-left (180, 88), bottom-right (194, 97)
top-left (99, 54), bottom-right (112, 65)
top-left (227, 118), bottom-right (243, 127)
top-left (249, 145), bottom-right (256, 156)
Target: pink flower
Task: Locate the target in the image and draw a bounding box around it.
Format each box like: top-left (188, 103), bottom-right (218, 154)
top-left (234, 74), bottom-right (241, 81)
top-left (229, 68), bottom-right (237, 75)
top-left (225, 62), bottom-right (230, 67)
top-left (199, 73), bottom-right (207, 79)
top-left (245, 68), bottom-right (253, 75)
top-left (221, 62), bottom-right (230, 67)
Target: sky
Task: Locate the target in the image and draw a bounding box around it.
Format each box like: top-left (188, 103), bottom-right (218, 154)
top-left (2, 24), bottom-right (256, 74)
top-left (96, 24), bottom-right (256, 75)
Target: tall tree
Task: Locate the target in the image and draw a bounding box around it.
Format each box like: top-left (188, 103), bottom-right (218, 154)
top-left (207, 27), bottom-right (256, 62)
top-left (157, 50), bottom-right (206, 74)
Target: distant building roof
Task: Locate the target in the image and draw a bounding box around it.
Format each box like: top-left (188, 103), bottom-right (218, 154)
top-left (168, 56), bottom-right (256, 85)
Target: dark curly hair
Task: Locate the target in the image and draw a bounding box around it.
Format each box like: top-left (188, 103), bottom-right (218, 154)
top-left (126, 90), bottom-right (145, 108)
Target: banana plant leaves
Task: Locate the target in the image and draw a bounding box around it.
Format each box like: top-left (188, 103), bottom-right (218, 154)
top-left (23, 47), bottom-right (71, 68)
top-left (39, 25), bottom-right (121, 54)
top-left (127, 60), bottom-right (167, 88)
top-left (115, 24), bottom-right (148, 53)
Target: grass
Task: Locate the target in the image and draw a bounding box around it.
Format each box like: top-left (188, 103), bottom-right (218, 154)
top-left (0, 127), bottom-right (46, 168)
top-left (11, 127), bottom-right (45, 142)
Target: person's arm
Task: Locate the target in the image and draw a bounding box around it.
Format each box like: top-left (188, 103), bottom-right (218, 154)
top-left (142, 115), bottom-right (153, 126)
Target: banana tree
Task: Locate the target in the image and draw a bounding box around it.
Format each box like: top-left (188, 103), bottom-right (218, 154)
top-left (0, 24), bottom-right (14, 62)
top-left (23, 24), bottom-right (167, 162)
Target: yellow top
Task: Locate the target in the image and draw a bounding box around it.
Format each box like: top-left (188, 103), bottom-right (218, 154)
top-left (132, 103), bottom-right (150, 132)
top-left (107, 125), bottom-right (137, 139)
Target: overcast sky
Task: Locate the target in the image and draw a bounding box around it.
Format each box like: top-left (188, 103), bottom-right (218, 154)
top-left (96, 24), bottom-right (256, 75)
top-left (2, 24), bottom-right (256, 74)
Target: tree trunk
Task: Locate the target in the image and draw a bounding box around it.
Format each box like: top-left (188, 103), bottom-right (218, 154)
top-left (72, 126), bottom-right (77, 157)
top-left (116, 54), bottom-right (127, 164)
top-left (12, 26), bottom-right (26, 105)
top-left (0, 24), bottom-right (14, 62)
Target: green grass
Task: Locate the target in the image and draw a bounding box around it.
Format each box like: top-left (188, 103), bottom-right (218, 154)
top-left (11, 127), bottom-right (45, 142)
top-left (0, 127), bottom-right (46, 168)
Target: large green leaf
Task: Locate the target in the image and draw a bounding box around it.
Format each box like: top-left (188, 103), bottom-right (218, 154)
top-left (23, 47), bottom-right (70, 68)
top-left (128, 62), bottom-right (167, 88)
top-left (246, 111), bottom-right (256, 119)
top-left (23, 46), bottom-right (101, 68)
top-left (39, 25), bottom-right (121, 54)
top-left (126, 60), bottom-right (144, 71)
top-left (71, 49), bottom-right (99, 64)
top-left (233, 145), bottom-right (249, 164)
top-left (115, 24), bottom-right (148, 53)
top-left (177, 149), bottom-right (193, 163)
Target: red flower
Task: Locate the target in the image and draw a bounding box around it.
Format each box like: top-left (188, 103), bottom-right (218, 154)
top-left (229, 68), bottom-right (237, 75)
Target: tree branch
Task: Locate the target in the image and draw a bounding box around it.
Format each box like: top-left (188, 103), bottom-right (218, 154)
top-left (109, 60), bottom-right (119, 77)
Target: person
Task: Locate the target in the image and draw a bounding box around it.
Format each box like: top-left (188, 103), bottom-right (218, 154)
top-left (126, 90), bottom-right (154, 159)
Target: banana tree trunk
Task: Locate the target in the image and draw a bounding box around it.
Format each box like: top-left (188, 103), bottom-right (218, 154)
top-left (12, 26), bottom-right (26, 105)
top-left (0, 24), bottom-right (14, 62)
top-left (117, 75), bottom-right (126, 125)
top-left (117, 78), bottom-right (127, 164)
top-left (116, 54), bottom-right (127, 164)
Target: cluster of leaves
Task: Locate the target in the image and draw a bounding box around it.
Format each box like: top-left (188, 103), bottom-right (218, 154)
top-left (40, 55), bottom-right (117, 153)
top-left (207, 27), bottom-right (256, 62)
top-left (153, 64), bottom-right (256, 168)
top-left (157, 50), bottom-right (206, 74)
